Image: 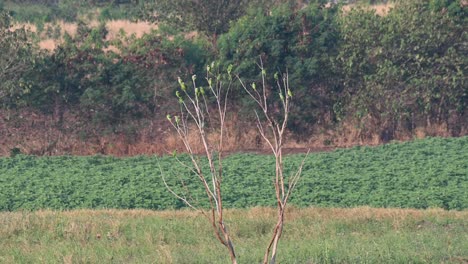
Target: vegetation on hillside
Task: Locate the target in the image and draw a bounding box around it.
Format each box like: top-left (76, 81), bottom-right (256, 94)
top-left (0, 0), bottom-right (466, 146)
top-left (1, 137), bottom-right (466, 211)
top-left (0, 10), bottom-right (34, 108)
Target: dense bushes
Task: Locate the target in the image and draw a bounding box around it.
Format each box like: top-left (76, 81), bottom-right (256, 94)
top-left (1, 0), bottom-right (466, 136)
top-left (334, 1), bottom-right (467, 138)
top-left (0, 9), bottom-right (34, 109)
top-left (1, 137), bottom-right (466, 210)
top-left (16, 22), bottom-right (210, 123)
top-left (217, 1), bottom-right (340, 131)
top-left (4, 0), bottom-right (146, 23)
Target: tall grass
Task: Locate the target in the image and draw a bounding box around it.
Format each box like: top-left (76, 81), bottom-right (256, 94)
top-left (0, 207), bottom-right (467, 263)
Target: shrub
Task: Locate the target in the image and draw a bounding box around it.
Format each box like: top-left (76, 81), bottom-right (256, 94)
top-left (334, 0), bottom-right (467, 139)
top-left (217, 1), bottom-right (340, 133)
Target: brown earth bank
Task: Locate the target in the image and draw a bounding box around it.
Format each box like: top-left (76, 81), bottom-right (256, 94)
top-left (1, 109), bottom-right (466, 157)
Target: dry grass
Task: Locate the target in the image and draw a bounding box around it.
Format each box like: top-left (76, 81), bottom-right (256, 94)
top-left (3, 207), bottom-right (467, 234)
top-left (1, 207), bottom-right (467, 263)
top-left (1, 108), bottom-right (463, 156)
top-left (14, 20), bottom-right (157, 51)
top-left (414, 123), bottom-right (452, 139)
top-left (7, 206), bottom-right (464, 225)
top-left (246, 206), bottom-right (468, 222)
top-left (38, 39), bottom-right (57, 50)
top-left (105, 20), bottom-right (155, 39)
top-left (342, 2), bottom-right (396, 16)
top-left (14, 2), bottom-right (396, 52)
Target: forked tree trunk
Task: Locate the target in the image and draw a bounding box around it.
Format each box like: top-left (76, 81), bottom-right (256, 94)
top-left (239, 62), bottom-right (309, 264)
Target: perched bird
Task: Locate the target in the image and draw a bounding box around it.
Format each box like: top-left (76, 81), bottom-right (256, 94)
top-left (178, 77), bottom-right (186, 91)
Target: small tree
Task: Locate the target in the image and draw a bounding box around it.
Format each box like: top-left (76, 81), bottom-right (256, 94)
top-left (237, 60), bottom-right (310, 264)
top-left (164, 64), bottom-right (237, 263)
top-left (163, 61), bottom-right (309, 263)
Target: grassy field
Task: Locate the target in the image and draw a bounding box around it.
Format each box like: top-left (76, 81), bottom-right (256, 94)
top-left (0, 207), bottom-right (467, 263)
top-left (1, 137), bottom-right (467, 211)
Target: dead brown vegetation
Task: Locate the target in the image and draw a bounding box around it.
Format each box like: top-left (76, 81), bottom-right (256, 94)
top-left (15, 20), bottom-right (157, 51)
top-left (1, 109), bottom-right (465, 156)
top-left (342, 3), bottom-right (396, 16)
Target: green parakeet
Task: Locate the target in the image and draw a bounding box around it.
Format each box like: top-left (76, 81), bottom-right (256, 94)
top-left (279, 93), bottom-right (284, 101)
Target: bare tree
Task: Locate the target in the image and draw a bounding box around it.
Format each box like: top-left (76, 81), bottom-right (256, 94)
top-left (238, 60), bottom-right (309, 264)
top-left (163, 64), bottom-right (237, 264)
top-left (163, 61), bottom-right (308, 264)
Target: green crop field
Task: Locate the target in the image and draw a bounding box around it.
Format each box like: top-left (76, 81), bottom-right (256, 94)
top-left (0, 137), bottom-right (467, 263)
top-left (0, 137), bottom-right (467, 211)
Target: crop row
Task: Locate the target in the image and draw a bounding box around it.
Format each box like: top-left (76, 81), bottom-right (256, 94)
top-left (0, 137), bottom-right (467, 211)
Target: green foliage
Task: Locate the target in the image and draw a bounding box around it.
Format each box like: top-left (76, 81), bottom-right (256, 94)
top-left (119, 27), bottom-right (211, 99)
top-left (1, 1), bottom-right (466, 136)
top-left (25, 22), bottom-right (211, 122)
top-left (4, 0), bottom-right (145, 23)
top-left (9, 147), bottom-right (21, 157)
top-left (5, 0), bottom-right (79, 23)
top-left (28, 23), bottom-right (117, 118)
top-left (1, 137), bottom-right (466, 211)
top-left (335, 0), bottom-right (467, 137)
top-left (0, 9), bottom-right (35, 108)
top-left (429, 0), bottom-right (467, 19)
top-left (217, 1), bottom-right (340, 132)
top-left (141, 0), bottom-right (255, 39)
